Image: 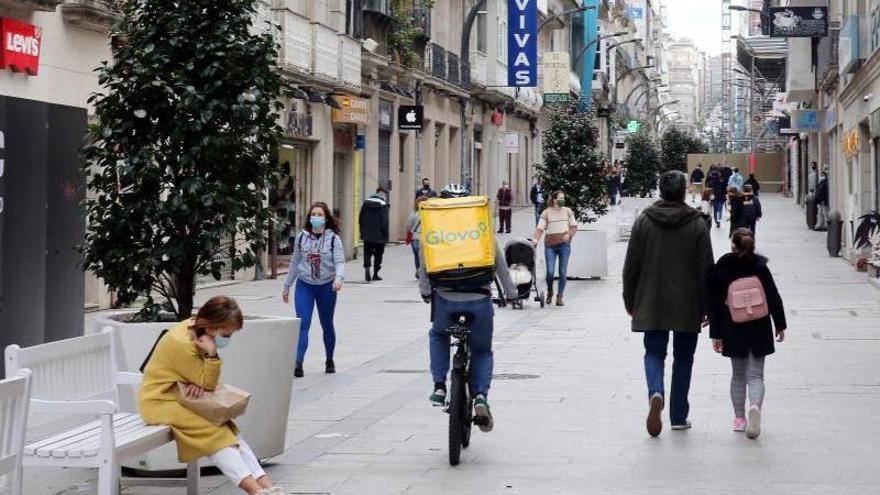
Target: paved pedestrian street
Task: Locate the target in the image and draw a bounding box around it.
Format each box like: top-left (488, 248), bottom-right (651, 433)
top-left (30, 196), bottom-right (880, 494)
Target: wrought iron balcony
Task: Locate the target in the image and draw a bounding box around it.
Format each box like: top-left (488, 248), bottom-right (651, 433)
top-left (0, 0), bottom-right (63, 11)
top-left (61, 0), bottom-right (120, 32)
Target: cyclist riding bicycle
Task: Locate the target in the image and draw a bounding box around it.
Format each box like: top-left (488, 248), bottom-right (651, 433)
top-left (419, 183), bottom-right (518, 432)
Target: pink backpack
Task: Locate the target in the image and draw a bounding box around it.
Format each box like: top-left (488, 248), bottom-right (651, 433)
top-left (726, 276), bottom-right (769, 323)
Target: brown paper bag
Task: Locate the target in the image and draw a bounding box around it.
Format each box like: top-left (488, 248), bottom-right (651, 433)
top-left (175, 382), bottom-right (251, 426)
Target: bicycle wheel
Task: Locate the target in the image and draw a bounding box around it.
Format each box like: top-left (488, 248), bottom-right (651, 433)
top-left (461, 388), bottom-right (473, 449)
top-left (448, 369), bottom-right (466, 466)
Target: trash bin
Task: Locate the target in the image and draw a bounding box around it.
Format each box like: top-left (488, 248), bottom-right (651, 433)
top-left (806, 194), bottom-right (818, 230)
top-left (827, 210), bottom-right (843, 257)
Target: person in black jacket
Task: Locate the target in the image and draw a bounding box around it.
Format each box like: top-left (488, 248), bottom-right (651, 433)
top-left (709, 228), bottom-right (786, 440)
top-left (740, 185), bottom-right (762, 236)
top-left (359, 188), bottom-right (390, 281)
top-left (529, 180), bottom-right (546, 226)
top-left (728, 187), bottom-right (745, 237)
top-left (815, 171), bottom-right (829, 231)
top-left (745, 173), bottom-right (761, 196)
top-left (707, 166), bottom-right (727, 228)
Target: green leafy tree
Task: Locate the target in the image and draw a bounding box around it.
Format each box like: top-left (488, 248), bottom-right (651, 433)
top-left (660, 126), bottom-right (709, 172)
top-left (536, 105), bottom-right (608, 223)
top-left (623, 132), bottom-right (661, 198)
top-left (82, 0), bottom-right (283, 321)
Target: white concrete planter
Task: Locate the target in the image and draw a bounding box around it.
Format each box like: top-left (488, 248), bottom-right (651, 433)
top-left (566, 229), bottom-right (609, 279)
top-left (93, 312), bottom-right (299, 472)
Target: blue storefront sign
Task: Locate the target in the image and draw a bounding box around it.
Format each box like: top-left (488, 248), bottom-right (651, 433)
top-left (627, 7), bottom-right (643, 20)
top-left (507, 0), bottom-right (537, 87)
top-left (791, 109), bottom-right (825, 133)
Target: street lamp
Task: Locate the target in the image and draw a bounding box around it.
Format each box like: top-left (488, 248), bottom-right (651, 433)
top-left (572, 31), bottom-right (630, 68)
top-left (538, 5), bottom-right (596, 33)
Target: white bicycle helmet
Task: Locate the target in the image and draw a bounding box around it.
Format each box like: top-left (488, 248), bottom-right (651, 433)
top-left (440, 183), bottom-right (470, 198)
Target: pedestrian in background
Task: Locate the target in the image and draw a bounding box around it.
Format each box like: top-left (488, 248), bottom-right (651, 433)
top-left (740, 185), bottom-right (762, 236)
top-left (623, 171), bottom-right (714, 437)
top-left (359, 188), bottom-right (390, 282)
top-left (530, 179), bottom-right (546, 226)
top-left (139, 296), bottom-right (285, 495)
top-left (416, 177), bottom-right (437, 198)
top-left (699, 188), bottom-right (714, 230)
top-left (728, 167), bottom-right (744, 192)
top-left (745, 173), bottom-right (761, 196)
top-left (690, 164), bottom-right (705, 204)
top-left (406, 196), bottom-right (427, 279)
top-left (496, 180), bottom-right (513, 234)
top-left (721, 164), bottom-right (733, 187)
top-left (728, 187), bottom-right (745, 237)
top-left (709, 228), bottom-right (786, 440)
top-left (815, 170), bottom-right (829, 231)
top-left (282, 202), bottom-right (345, 378)
top-left (808, 162), bottom-right (818, 195)
top-left (708, 165), bottom-right (727, 228)
top-left (607, 162), bottom-right (622, 206)
top-left (532, 190), bottom-right (578, 307)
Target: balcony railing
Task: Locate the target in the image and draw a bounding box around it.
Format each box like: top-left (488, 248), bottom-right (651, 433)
top-left (447, 51), bottom-right (460, 86)
top-left (0, 0), bottom-right (63, 11)
top-left (277, 10), bottom-right (312, 72)
top-left (61, 0), bottom-right (121, 32)
top-left (428, 43), bottom-right (447, 80)
top-left (425, 43), bottom-right (470, 89)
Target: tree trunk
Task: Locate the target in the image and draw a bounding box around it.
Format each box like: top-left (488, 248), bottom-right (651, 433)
top-left (174, 267), bottom-right (196, 321)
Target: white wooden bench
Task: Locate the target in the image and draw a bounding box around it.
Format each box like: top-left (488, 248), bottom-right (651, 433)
top-left (4, 330), bottom-right (199, 495)
top-left (0, 369), bottom-right (31, 495)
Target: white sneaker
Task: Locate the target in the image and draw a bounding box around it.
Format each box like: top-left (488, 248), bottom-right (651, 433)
top-left (746, 405), bottom-right (762, 439)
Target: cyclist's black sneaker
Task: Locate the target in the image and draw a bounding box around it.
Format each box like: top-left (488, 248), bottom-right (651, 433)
top-left (325, 358), bottom-right (335, 374)
top-left (473, 394), bottom-right (494, 432)
top-left (294, 361), bottom-right (304, 378)
top-left (430, 385), bottom-right (447, 407)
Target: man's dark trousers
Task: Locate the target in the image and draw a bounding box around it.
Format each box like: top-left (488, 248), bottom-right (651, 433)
top-left (363, 241), bottom-right (386, 273)
top-left (643, 331), bottom-right (698, 425)
top-left (498, 208), bottom-right (512, 233)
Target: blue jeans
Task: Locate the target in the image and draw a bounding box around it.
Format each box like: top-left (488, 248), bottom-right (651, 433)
top-left (713, 200), bottom-right (725, 223)
top-left (534, 204), bottom-right (544, 226)
top-left (545, 242), bottom-right (571, 295)
top-left (411, 240), bottom-right (421, 271)
top-left (293, 280), bottom-right (337, 363)
top-left (429, 294), bottom-right (494, 396)
top-left (643, 331), bottom-right (698, 425)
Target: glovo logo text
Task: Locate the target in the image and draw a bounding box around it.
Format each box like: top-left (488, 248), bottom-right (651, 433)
top-left (425, 222), bottom-right (489, 245)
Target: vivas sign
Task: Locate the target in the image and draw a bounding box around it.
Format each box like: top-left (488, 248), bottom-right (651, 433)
top-left (507, 0), bottom-right (537, 87)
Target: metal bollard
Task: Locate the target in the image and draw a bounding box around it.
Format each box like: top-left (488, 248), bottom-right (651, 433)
top-left (827, 211), bottom-right (843, 257)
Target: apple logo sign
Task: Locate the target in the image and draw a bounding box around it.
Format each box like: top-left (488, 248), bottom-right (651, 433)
top-left (406, 110), bottom-right (417, 123)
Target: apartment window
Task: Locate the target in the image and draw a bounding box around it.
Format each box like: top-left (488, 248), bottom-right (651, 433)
top-left (345, 0), bottom-right (363, 38)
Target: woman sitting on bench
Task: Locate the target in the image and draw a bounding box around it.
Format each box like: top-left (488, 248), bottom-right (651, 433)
top-left (139, 296), bottom-right (283, 495)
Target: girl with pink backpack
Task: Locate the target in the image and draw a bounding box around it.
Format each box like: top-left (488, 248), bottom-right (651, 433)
top-left (708, 228), bottom-right (787, 439)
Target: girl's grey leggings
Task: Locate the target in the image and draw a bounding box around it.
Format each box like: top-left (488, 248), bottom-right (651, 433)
top-left (730, 352), bottom-right (765, 418)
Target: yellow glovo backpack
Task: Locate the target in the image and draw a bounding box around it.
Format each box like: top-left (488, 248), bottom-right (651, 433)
top-left (419, 195), bottom-right (496, 289)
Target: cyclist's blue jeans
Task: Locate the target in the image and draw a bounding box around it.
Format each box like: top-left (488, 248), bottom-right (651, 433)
top-left (643, 331), bottom-right (698, 425)
top-left (713, 199), bottom-right (725, 223)
top-left (294, 280), bottom-right (337, 363)
top-left (411, 240), bottom-right (421, 271)
top-left (429, 294), bottom-right (494, 397)
top-left (545, 242), bottom-right (571, 295)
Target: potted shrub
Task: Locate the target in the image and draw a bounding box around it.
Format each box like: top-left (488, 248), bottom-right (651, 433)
top-left (535, 104), bottom-right (609, 279)
top-left (82, 0), bottom-right (297, 471)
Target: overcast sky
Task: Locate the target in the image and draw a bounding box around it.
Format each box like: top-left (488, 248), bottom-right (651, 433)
top-left (663, 0), bottom-right (723, 56)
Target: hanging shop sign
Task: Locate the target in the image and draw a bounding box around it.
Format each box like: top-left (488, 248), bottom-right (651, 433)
top-left (507, 0), bottom-right (538, 87)
top-left (627, 7), bottom-right (643, 20)
top-left (541, 51), bottom-right (570, 103)
top-left (0, 18), bottom-right (42, 76)
top-left (626, 120), bottom-right (641, 134)
top-left (840, 16), bottom-right (861, 76)
top-left (491, 110), bottom-right (504, 127)
top-left (843, 128), bottom-right (860, 159)
top-left (790, 109), bottom-right (824, 133)
top-left (331, 96), bottom-right (370, 125)
top-left (504, 132), bottom-right (519, 154)
top-left (397, 105), bottom-right (423, 131)
top-left (768, 7), bottom-right (828, 38)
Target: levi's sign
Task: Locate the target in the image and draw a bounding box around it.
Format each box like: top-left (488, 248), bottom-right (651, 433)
top-left (507, 0), bottom-right (537, 87)
top-left (0, 18), bottom-right (41, 76)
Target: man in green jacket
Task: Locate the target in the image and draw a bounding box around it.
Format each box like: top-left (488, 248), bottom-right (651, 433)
top-left (622, 171), bottom-right (714, 437)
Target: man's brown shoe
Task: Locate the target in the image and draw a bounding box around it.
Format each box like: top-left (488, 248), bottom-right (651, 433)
top-left (647, 393), bottom-right (664, 437)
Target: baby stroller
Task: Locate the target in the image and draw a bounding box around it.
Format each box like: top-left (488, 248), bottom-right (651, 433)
top-left (499, 239), bottom-right (546, 309)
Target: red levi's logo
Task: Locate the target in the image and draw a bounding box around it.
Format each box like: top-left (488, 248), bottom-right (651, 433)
top-left (0, 18), bottom-right (42, 76)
